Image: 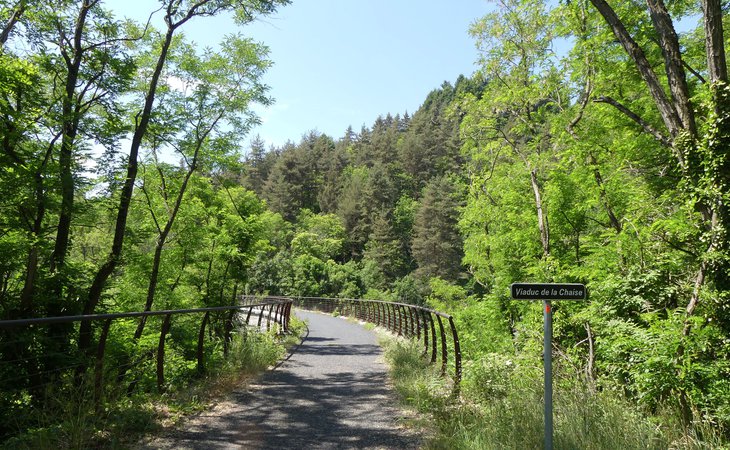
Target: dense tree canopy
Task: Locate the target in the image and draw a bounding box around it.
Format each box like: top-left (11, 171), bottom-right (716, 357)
top-left (0, 0), bottom-right (288, 437)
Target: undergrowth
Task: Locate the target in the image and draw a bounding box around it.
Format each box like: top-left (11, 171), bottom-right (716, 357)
top-left (381, 336), bottom-right (727, 450)
top-left (2, 317), bottom-right (305, 450)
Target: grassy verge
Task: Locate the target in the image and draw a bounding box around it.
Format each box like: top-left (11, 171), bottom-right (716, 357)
top-left (380, 335), bottom-right (726, 450)
top-left (2, 317), bottom-right (306, 450)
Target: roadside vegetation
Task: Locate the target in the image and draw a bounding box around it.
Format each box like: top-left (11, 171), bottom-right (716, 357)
top-left (3, 317), bottom-right (304, 450)
top-left (382, 335), bottom-right (725, 449)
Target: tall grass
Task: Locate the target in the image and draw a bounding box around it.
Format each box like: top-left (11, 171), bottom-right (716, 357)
top-left (381, 336), bottom-right (726, 450)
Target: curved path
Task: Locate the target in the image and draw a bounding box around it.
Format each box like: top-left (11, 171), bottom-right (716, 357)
top-left (141, 310), bottom-right (420, 449)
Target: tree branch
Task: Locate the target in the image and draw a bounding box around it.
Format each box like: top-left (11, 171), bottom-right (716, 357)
top-left (0, 0), bottom-right (26, 46)
top-left (589, 0), bottom-right (683, 138)
top-left (683, 60), bottom-right (706, 84)
top-left (566, 76), bottom-right (592, 138)
top-left (593, 95), bottom-right (671, 147)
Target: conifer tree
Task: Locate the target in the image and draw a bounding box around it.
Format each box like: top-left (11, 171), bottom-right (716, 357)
top-left (411, 176), bottom-right (464, 282)
top-left (363, 212), bottom-right (406, 285)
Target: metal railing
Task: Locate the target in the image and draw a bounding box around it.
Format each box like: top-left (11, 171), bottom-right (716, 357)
top-left (248, 295), bottom-right (461, 390)
top-left (0, 298), bottom-right (292, 410)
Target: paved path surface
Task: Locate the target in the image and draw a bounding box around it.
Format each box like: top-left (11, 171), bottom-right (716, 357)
top-left (141, 310), bottom-right (420, 449)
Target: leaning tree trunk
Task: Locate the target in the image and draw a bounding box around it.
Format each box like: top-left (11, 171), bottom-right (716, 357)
top-left (79, 25), bottom-right (176, 352)
top-left (530, 168), bottom-right (550, 258)
top-left (0, 0), bottom-right (26, 46)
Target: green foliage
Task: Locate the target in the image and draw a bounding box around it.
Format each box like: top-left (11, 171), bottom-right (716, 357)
top-left (382, 332), bottom-right (725, 449)
top-left (291, 210), bottom-right (345, 261)
top-left (448, 0), bottom-right (730, 440)
top-left (0, 1), bottom-right (293, 444)
top-left (393, 275), bottom-right (424, 305)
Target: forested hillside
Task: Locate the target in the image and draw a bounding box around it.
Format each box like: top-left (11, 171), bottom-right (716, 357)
top-left (238, 75), bottom-right (484, 300)
top-left (1, 0), bottom-right (729, 446)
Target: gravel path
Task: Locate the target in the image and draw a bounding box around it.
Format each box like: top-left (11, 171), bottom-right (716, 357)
top-left (140, 310), bottom-right (421, 449)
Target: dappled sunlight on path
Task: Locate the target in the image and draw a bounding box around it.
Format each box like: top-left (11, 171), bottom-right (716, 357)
top-left (140, 310), bottom-right (419, 449)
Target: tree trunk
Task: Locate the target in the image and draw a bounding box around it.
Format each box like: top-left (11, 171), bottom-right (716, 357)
top-left (530, 168), bottom-right (550, 258)
top-left (0, 0), bottom-right (25, 46)
top-left (19, 151), bottom-right (52, 314)
top-left (646, 0), bottom-right (696, 134)
top-left (51, 0), bottom-right (96, 273)
top-left (79, 25), bottom-right (176, 352)
top-left (702, 0), bottom-right (728, 84)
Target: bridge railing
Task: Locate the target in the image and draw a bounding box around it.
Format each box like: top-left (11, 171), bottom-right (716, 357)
top-left (0, 298), bottom-right (292, 413)
top-left (245, 295), bottom-right (461, 390)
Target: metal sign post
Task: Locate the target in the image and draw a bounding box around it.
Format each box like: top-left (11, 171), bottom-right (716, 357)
top-left (511, 283), bottom-right (587, 450)
top-left (543, 299), bottom-right (553, 450)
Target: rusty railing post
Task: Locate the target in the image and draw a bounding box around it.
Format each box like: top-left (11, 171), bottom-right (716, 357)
top-left (157, 314), bottom-right (172, 392)
top-left (420, 310), bottom-right (429, 355)
top-left (266, 303), bottom-right (278, 331)
top-left (403, 305), bottom-right (410, 336)
top-left (284, 300), bottom-right (294, 333)
top-left (396, 305), bottom-right (404, 336)
top-left (400, 305), bottom-right (406, 333)
top-left (386, 303), bottom-right (390, 328)
top-left (277, 301), bottom-right (285, 333)
top-left (94, 318), bottom-right (112, 410)
top-left (274, 302), bottom-right (281, 331)
top-left (224, 309), bottom-right (234, 357)
top-left (390, 305), bottom-right (398, 333)
top-left (448, 315), bottom-right (462, 392)
top-left (266, 303), bottom-right (274, 332)
top-left (404, 306), bottom-right (411, 337)
top-left (197, 312), bottom-right (210, 375)
top-left (428, 312), bottom-right (437, 363)
top-left (257, 305), bottom-right (265, 329)
top-left (436, 314), bottom-right (448, 376)
top-left (409, 306), bottom-right (421, 337)
top-left (387, 303), bottom-right (394, 331)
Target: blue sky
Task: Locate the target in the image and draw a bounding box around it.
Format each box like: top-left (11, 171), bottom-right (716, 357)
top-left (109, 0), bottom-right (491, 149)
